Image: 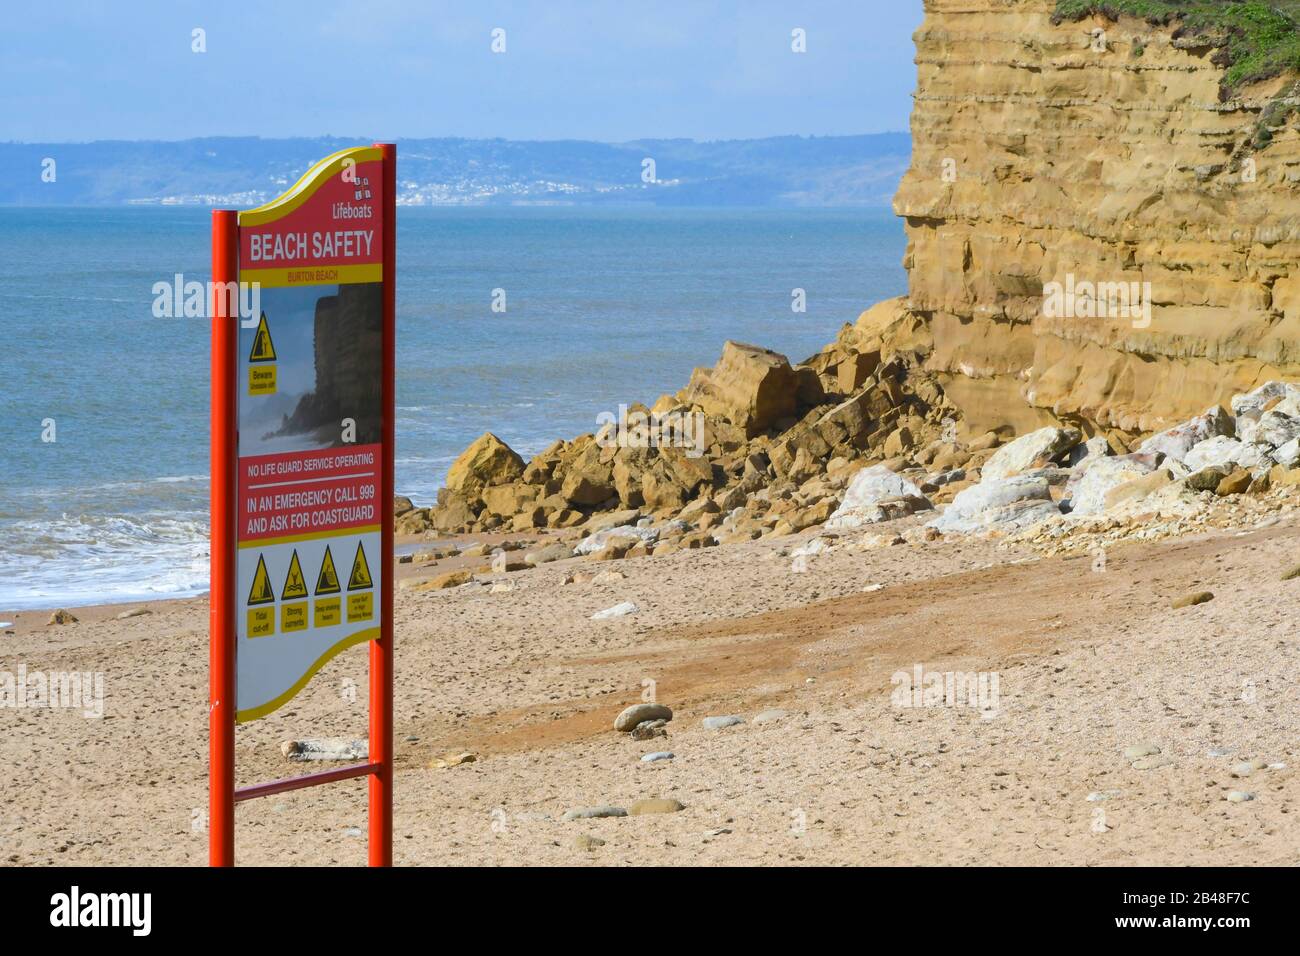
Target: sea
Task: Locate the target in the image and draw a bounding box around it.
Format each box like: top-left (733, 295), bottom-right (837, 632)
top-left (0, 206), bottom-right (906, 610)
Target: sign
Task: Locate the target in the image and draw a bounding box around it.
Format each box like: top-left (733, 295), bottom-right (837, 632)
top-left (231, 146), bottom-right (388, 722)
top-left (209, 142), bottom-right (394, 868)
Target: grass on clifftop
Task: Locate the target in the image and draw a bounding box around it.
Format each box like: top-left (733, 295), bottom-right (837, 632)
top-left (1054, 1), bottom-right (1300, 91)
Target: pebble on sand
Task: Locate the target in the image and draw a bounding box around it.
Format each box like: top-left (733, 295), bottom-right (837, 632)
top-left (1122, 743), bottom-right (1161, 760)
top-left (47, 609), bottom-right (78, 625)
top-left (752, 709), bottom-right (789, 724)
top-left (613, 703), bottom-right (673, 732)
top-left (629, 798), bottom-right (685, 815)
top-left (1225, 791), bottom-right (1255, 803)
top-left (1131, 755), bottom-right (1175, 770)
top-left (1170, 591), bottom-right (1214, 609)
top-left (641, 751), bottom-right (674, 763)
top-left (429, 751), bottom-right (478, 769)
top-left (572, 833), bottom-right (606, 851)
top-left (591, 601), bottom-right (639, 620)
top-left (562, 806), bottom-right (627, 821)
top-left (702, 715), bottom-right (745, 730)
top-left (115, 608), bottom-right (151, 620)
top-left (1230, 758), bottom-right (1268, 778)
top-left (630, 720), bottom-right (668, 740)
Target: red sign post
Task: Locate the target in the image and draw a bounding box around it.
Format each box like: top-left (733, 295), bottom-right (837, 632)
top-left (209, 143), bottom-right (395, 866)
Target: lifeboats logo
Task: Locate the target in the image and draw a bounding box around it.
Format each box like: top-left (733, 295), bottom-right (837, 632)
top-left (49, 886), bottom-right (151, 937)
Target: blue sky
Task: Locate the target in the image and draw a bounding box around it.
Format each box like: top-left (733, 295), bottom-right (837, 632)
top-left (0, 0), bottom-right (924, 143)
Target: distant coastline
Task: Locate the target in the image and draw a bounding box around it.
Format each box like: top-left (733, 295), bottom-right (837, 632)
top-left (0, 133), bottom-right (910, 208)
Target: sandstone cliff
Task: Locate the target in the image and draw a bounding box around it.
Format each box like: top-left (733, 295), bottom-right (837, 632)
top-left (408, 0), bottom-right (1300, 540)
top-left (896, 0), bottom-right (1300, 437)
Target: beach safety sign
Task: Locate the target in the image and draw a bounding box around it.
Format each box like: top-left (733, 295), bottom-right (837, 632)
top-left (230, 146), bottom-right (387, 722)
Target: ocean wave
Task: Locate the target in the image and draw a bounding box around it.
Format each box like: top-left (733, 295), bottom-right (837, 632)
top-left (0, 510), bottom-right (209, 611)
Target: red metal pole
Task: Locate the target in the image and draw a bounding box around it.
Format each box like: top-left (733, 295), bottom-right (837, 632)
top-left (369, 143), bottom-right (396, 867)
top-left (209, 209), bottom-right (239, 866)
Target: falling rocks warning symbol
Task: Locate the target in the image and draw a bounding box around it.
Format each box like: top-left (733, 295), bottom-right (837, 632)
top-left (315, 546), bottom-right (341, 595)
top-left (249, 313), bottom-right (277, 363)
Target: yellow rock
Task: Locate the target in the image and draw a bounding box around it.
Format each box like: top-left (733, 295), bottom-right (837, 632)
top-left (446, 433), bottom-right (524, 493)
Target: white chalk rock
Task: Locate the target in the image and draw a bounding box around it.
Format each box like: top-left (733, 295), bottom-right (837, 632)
top-left (1066, 453), bottom-right (1158, 516)
top-left (1239, 409), bottom-right (1300, 450)
top-left (1231, 382), bottom-right (1300, 420)
top-left (927, 476), bottom-right (1061, 534)
top-left (981, 427), bottom-right (1082, 480)
top-left (591, 601), bottom-right (639, 620)
top-left (575, 524), bottom-right (659, 555)
top-left (1183, 435), bottom-right (1267, 472)
top-left (825, 465), bottom-right (931, 530)
top-left (1137, 405), bottom-right (1234, 464)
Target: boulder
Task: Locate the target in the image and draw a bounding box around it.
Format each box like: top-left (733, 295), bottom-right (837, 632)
top-left (825, 464), bottom-right (932, 530)
top-left (1272, 437), bottom-right (1300, 468)
top-left (393, 495), bottom-right (415, 516)
top-left (1066, 436), bottom-right (1112, 469)
top-left (927, 476), bottom-right (1061, 534)
top-left (1186, 464), bottom-right (1232, 492)
top-left (575, 524), bottom-right (659, 556)
top-left (395, 508), bottom-right (432, 535)
top-left (445, 432), bottom-right (525, 493)
top-left (1231, 382), bottom-right (1300, 421)
top-left (1216, 468), bottom-right (1252, 496)
top-left (410, 569), bottom-right (473, 591)
top-left (524, 542), bottom-right (573, 566)
top-left (641, 464), bottom-right (690, 511)
top-left (431, 492), bottom-right (480, 532)
top-left (1136, 406), bottom-right (1234, 464)
top-left (1240, 409), bottom-right (1300, 449)
top-left (678, 341), bottom-right (799, 438)
top-left (981, 426), bottom-right (1082, 480)
top-left (773, 498), bottom-right (837, 535)
top-left (1065, 453), bottom-right (1158, 516)
top-left (1101, 469), bottom-right (1173, 512)
top-left (613, 703), bottom-right (673, 732)
top-left (1183, 436), bottom-right (1268, 473)
top-left (481, 482), bottom-right (538, 516)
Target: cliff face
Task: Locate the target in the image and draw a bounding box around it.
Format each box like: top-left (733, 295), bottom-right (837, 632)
top-left (894, 0), bottom-right (1300, 439)
top-left (279, 282), bottom-right (383, 445)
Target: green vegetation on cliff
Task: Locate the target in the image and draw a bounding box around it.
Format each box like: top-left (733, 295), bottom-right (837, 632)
top-left (1054, 1), bottom-right (1300, 91)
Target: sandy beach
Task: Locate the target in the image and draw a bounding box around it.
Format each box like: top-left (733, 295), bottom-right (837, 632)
top-left (3, 494), bottom-right (1296, 867)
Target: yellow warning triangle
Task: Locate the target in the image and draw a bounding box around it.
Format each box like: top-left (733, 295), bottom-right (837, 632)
top-left (315, 545), bottom-right (341, 595)
top-left (247, 555), bottom-right (275, 605)
top-left (249, 312), bottom-right (277, 363)
top-left (282, 550), bottom-right (308, 600)
top-left (347, 541), bottom-right (373, 591)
